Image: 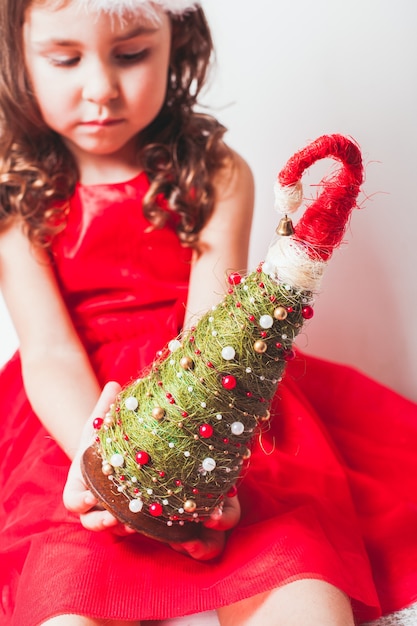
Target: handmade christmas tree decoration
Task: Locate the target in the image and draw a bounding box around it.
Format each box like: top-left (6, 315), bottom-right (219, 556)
top-left (81, 133), bottom-right (363, 543)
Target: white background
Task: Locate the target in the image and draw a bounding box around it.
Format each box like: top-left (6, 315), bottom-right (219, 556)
top-left (1, 0), bottom-right (417, 404)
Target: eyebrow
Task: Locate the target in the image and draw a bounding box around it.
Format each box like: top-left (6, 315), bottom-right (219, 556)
top-left (32, 24), bottom-right (159, 48)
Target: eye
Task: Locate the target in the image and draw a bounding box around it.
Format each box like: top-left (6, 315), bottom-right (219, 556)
top-left (115, 49), bottom-right (150, 65)
top-left (48, 56), bottom-right (80, 67)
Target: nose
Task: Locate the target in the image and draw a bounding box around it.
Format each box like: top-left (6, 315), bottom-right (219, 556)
top-left (82, 62), bottom-right (119, 105)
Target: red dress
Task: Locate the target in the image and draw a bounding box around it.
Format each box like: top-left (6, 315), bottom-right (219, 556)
top-left (1, 172), bottom-right (416, 625)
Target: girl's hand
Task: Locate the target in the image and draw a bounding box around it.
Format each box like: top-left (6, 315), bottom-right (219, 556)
top-left (63, 381), bottom-right (241, 551)
top-left (63, 381), bottom-right (136, 535)
top-left (169, 495), bottom-right (241, 561)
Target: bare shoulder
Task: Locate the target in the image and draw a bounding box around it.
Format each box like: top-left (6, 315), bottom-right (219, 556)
top-left (213, 147), bottom-right (255, 208)
top-left (200, 147), bottom-right (254, 245)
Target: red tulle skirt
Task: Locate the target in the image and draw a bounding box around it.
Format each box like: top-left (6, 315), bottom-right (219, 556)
top-left (1, 346), bottom-right (417, 625)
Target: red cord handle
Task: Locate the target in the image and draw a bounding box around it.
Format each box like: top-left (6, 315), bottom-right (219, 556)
top-left (278, 134), bottom-right (363, 261)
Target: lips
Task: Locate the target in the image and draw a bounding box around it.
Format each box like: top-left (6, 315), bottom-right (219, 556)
top-left (81, 119), bottom-right (124, 126)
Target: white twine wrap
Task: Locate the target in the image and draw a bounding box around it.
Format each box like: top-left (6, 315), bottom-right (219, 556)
top-left (274, 180), bottom-right (303, 215)
top-left (74, 0), bottom-right (199, 17)
top-left (263, 236), bottom-right (327, 293)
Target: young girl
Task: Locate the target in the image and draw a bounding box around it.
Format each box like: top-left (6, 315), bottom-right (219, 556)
top-left (0, 1), bottom-right (416, 625)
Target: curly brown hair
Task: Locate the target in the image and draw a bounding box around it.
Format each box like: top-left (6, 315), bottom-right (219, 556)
top-left (0, 2), bottom-right (230, 247)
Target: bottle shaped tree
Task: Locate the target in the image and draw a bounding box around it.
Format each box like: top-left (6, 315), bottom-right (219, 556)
top-left (82, 134), bottom-right (363, 542)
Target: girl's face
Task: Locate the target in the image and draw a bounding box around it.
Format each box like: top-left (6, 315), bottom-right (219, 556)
top-left (23, 1), bottom-right (171, 171)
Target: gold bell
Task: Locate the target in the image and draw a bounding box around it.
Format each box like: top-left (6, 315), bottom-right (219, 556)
top-left (276, 215), bottom-right (294, 237)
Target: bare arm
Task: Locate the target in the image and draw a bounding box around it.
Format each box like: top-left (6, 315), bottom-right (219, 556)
top-left (0, 222), bottom-right (101, 459)
top-left (184, 150), bottom-right (254, 328)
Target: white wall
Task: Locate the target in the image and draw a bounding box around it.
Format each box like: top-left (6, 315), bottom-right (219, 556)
top-left (199, 0), bottom-right (417, 402)
top-left (1, 0), bottom-right (416, 404)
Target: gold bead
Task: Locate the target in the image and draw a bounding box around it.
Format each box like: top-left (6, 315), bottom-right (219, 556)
top-left (152, 406), bottom-right (165, 421)
top-left (253, 340), bottom-right (268, 353)
top-left (180, 356), bottom-right (194, 370)
top-left (103, 415), bottom-right (114, 427)
top-left (273, 306), bottom-right (288, 320)
top-left (101, 463), bottom-right (113, 476)
top-left (242, 448), bottom-right (252, 460)
top-left (183, 499), bottom-right (197, 513)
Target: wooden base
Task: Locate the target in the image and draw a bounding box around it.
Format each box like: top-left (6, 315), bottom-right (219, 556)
top-left (81, 446), bottom-right (202, 543)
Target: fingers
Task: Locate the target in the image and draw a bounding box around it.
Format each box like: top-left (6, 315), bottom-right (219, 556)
top-left (169, 528), bottom-right (226, 561)
top-left (169, 494), bottom-right (241, 561)
top-left (203, 494), bottom-right (241, 531)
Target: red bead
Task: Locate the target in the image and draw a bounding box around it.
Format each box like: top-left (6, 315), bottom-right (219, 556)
top-left (223, 437), bottom-right (229, 444)
top-left (275, 342), bottom-right (283, 349)
top-left (181, 411), bottom-right (189, 418)
top-left (195, 349), bottom-right (201, 355)
top-left (169, 397), bottom-right (175, 404)
top-left (248, 315), bottom-right (255, 322)
top-left (287, 306), bottom-right (294, 313)
top-left (269, 295), bottom-right (276, 302)
top-left (192, 488), bottom-right (199, 494)
top-left (284, 349), bottom-right (296, 361)
top-left (228, 272), bottom-right (242, 285)
top-left (149, 502), bottom-right (163, 517)
top-left (258, 282), bottom-right (264, 288)
top-left (246, 391), bottom-right (253, 397)
top-left (93, 417), bottom-right (103, 430)
top-left (123, 434), bottom-right (129, 440)
top-left (199, 423), bottom-right (214, 438)
top-left (206, 361), bottom-right (214, 368)
top-left (175, 479), bottom-right (182, 486)
top-left (222, 375), bottom-right (237, 390)
top-left (135, 450), bottom-right (150, 465)
top-left (236, 302), bottom-right (242, 308)
top-left (302, 305), bottom-right (314, 319)
top-left (166, 392), bottom-right (172, 399)
top-left (226, 485), bottom-right (238, 498)
top-left (159, 471), bottom-right (166, 478)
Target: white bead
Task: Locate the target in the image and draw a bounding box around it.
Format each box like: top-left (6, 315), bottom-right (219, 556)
top-left (202, 457), bottom-right (216, 472)
top-left (168, 442), bottom-right (175, 448)
top-left (246, 367), bottom-right (252, 373)
top-left (282, 334), bottom-right (288, 340)
top-left (231, 421), bottom-right (245, 436)
top-left (124, 396), bottom-right (138, 411)
top-left (168, 339), bottom-right (181, 352)
top-left (216, 414), bottom-right (223, 420)
top-left (110, 453), bottom-right (124, 467)
top-left (259, 314), bottom-right (273, 329)
top-left (188, 386), bottom-right (194, 392)
top-left (147, 488), bottom-right (153, 495)
top-left (209, 316), bottom-right (214, 322)
top-left (221, 346), bottom-right (236, 361)
top-left (167, 521), bottom-right (173, 526)
top-left (212, 330), bottom-right (218, 337)
top-left (201, 402), bottom-right (207, 408)
top-left (162, 499), bottom-right (169, 505)
top-left (178, 508), bottom-right (184, 514)
top-left (184, 451), bottom-right (190, 457)
top-left (129, 499), bottom-right (143, 513)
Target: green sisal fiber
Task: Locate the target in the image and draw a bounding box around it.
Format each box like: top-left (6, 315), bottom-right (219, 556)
top-left (94, 264), bottom-right (313, 528)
